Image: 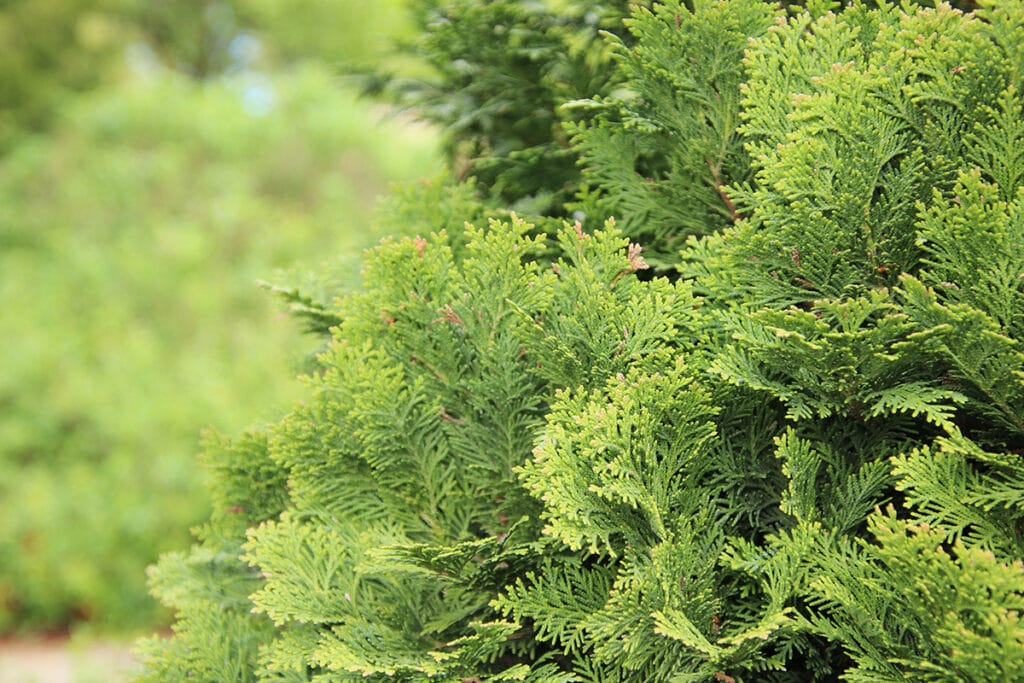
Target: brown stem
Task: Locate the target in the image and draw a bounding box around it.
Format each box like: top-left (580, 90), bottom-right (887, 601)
top-left (706, 158), bottom-right (740, 223)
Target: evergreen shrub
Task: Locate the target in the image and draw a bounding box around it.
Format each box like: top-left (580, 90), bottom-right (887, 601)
top-left (140, 1), bottom-right (1024, 680)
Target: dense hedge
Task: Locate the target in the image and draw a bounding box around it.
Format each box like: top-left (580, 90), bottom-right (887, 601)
top-left (140, 1), bottom-right (1024, 681)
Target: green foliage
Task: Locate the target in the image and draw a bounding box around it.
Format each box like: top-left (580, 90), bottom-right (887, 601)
top-left (132, 0), bottom-right (244, 78)
top-left (570, 0), bottom-right (780, 266)
top-left (808, 508), bottom-right (1024, 682)
top-left (691, 1), bottom-right (1013, 307)
top-left (0, 0), bottom-right (420, 154)
top-left (237, 0), bottom-right (414, 68)
top-left (0, 0), bottom-right (130, 150)
top-left (142, 1), bottom-right (1024, 681)
top-left (0, 65), bottom-right (438, 634)
top-left (138, 0), bottom-right (418, 76)
top-left (369, 0), bottom-right (639, 215)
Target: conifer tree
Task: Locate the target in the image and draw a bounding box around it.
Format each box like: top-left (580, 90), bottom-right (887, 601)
top-left (139, 1), bottom-right (1024, 681)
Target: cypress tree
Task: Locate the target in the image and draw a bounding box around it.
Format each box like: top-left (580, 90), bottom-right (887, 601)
top-left (138, 2), bottom-right (1024, 680)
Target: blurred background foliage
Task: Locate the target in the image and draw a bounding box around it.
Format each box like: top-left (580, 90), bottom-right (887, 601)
top-left (0, 0), bottom-right (416, 150)
top-left (0, 0), bottom-right (439, 635)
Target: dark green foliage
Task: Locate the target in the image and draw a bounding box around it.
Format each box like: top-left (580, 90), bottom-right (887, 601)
top-left (570, 0), bottom-right (780, 266)
top-left (142, 1), bottom-right (1024, 681)
top-left (368, 0), bottom-right (640, 215)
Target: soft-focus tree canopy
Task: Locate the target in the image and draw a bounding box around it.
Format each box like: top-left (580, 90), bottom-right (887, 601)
top-left (0, 0), bottom-right (131, 149)
top-left (0, 0), bottom-right (419, 152)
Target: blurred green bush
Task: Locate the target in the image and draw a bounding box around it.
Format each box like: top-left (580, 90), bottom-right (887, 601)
top-left (237, 0), bottom-right (412, 67)
top-left (0, 64), bottom-right (438, 634)
top-left (0, 0), bottom-right (130, 151)
top-left (0, 0), bottom-right (418, 153)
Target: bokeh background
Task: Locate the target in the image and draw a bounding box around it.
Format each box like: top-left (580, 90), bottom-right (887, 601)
top-left (0, 1), bottom-right (438, 679)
